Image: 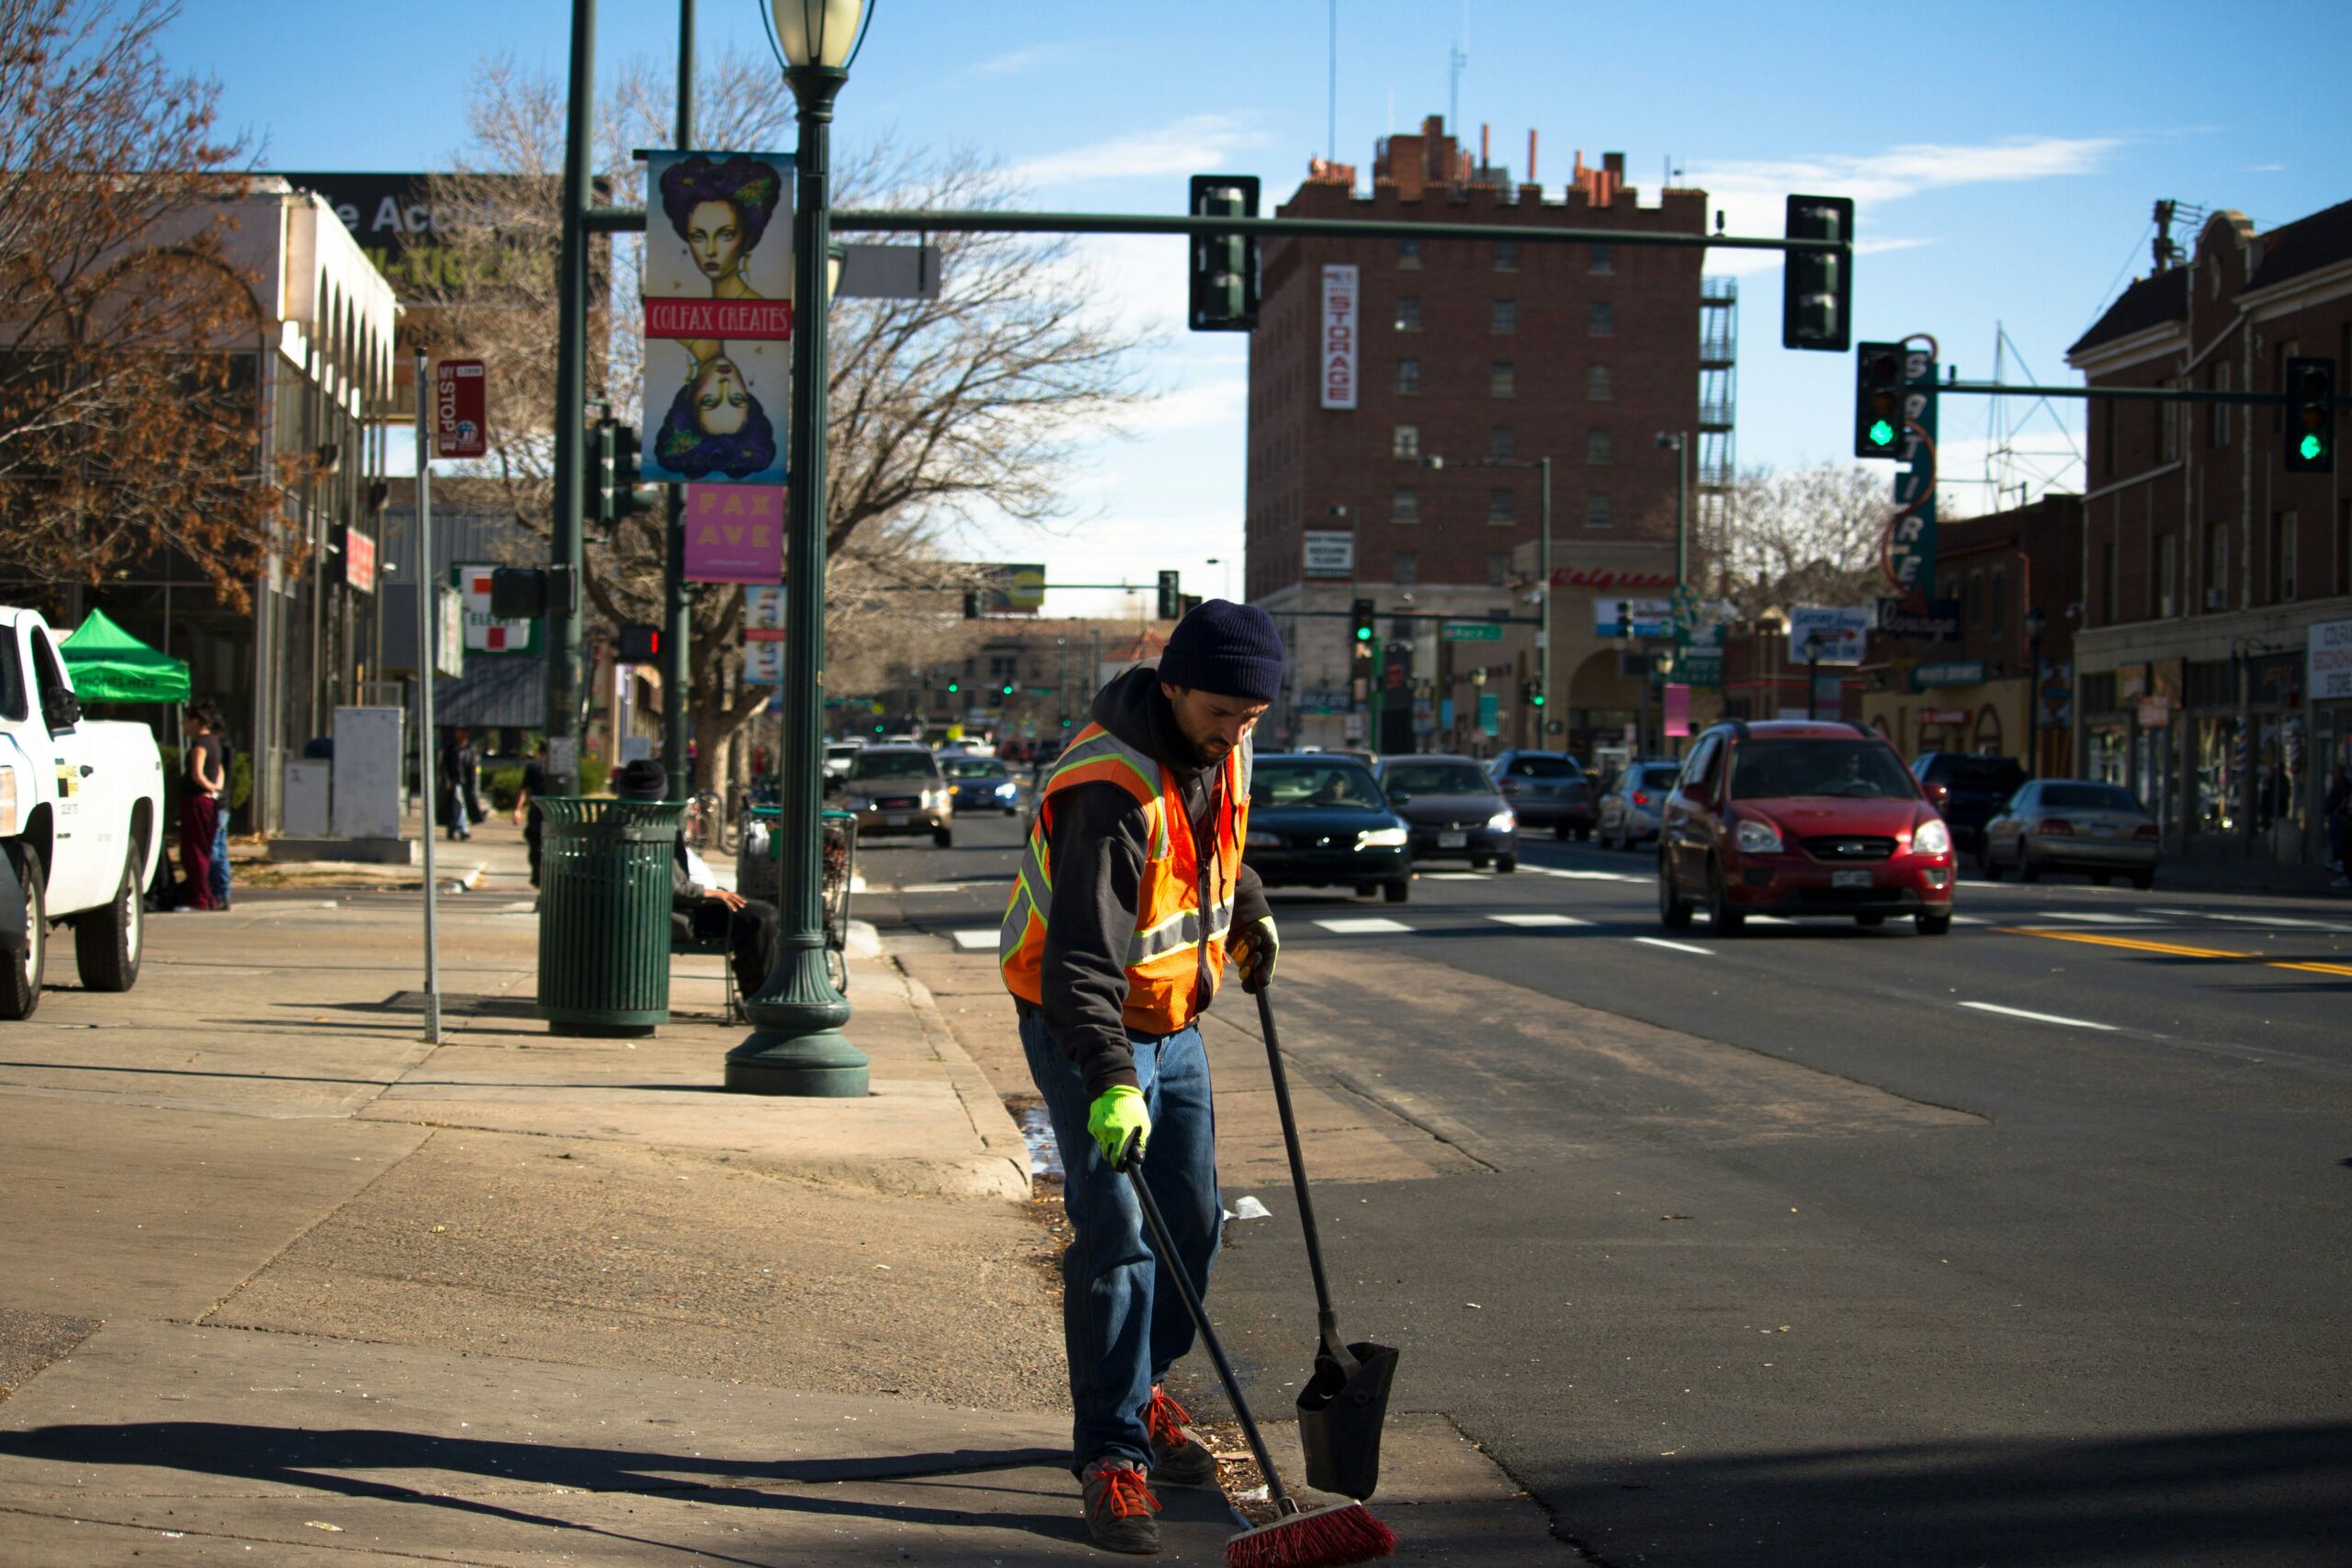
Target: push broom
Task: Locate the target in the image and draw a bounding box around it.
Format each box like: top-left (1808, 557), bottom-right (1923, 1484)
top-left (1120, 1134), bottom-right (1396, 1568)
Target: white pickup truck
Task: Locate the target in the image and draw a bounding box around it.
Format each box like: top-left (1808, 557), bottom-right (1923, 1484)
top-left (0, 609), bottom-right (165, 1018)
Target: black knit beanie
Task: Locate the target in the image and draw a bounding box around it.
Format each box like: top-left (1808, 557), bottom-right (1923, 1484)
top-left (1156, 599), bottom-right (1285, 703)
top-left (616, 758), bottom-right (670, 800)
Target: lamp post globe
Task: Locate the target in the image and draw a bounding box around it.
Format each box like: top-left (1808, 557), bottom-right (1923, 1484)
top-left (728, 0), bottom-right (874, 1096)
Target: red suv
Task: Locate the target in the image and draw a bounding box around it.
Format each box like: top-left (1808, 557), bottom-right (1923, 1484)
top-left (1657, 720), bottom-right (1956, 936)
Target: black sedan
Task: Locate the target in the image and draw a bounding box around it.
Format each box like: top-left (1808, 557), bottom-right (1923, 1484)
top-left (1376, 754), bottom-right (1518, 872)
top-left (1487, 750), bottom-right (1596, 840)
top-left (1245, 754), bottom-right (1413, 902)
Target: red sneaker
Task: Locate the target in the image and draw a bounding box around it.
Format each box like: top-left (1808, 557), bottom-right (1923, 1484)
top-left (1081, 1456), bottom-right (1162, 1554)
top-left (1145, 1385), bottom-right (1218, 1488)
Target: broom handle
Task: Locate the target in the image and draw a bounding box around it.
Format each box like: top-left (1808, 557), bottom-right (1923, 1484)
top-left (1255, 987), bottom-right (1344, 1348)
top-left (1122, 1138), bottom-right (1298, 1518)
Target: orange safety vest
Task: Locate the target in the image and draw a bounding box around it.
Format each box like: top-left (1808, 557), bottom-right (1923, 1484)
top-left (1001, 722), bottom-right (1251, 1035)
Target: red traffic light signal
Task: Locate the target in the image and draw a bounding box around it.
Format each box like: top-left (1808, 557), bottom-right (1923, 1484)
top-left (617, 624), bottom-right (661, 662)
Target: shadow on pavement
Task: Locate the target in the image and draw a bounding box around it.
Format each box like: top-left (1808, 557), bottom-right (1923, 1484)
top-left (1555, 1422), bottom-right (2352, 1567)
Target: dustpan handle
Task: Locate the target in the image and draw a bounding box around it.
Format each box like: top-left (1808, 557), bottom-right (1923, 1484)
top-left (1256, 987), bottom-right (1347, 1353)
top-left (1120, 1135), bottom-right (1298, 1517)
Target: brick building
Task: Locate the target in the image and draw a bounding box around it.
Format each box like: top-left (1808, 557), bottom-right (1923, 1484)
top-left (1245, 118), bottom-right (1729, 756)
top-left (2066, 198), bottom-right (2352, 869)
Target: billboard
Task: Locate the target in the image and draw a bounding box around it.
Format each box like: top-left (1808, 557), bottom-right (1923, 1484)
top-left (639, 150), bottom-right (794, 488)
top-left (1785, 605), bottom-right (1874, 666)
top-left (453, 564), bottom-right (537, 654)
top-left (1319, 265), bottom-right (1359, 409)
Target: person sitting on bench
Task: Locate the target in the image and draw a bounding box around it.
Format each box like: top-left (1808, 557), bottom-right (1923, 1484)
top-left (616, 759), bottom-right (777, 996)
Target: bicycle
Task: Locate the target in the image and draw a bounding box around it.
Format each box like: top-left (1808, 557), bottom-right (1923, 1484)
top-left (684, 789), bottom-right (724, 852)
top-left (820, 812), bottom-right (857, 995)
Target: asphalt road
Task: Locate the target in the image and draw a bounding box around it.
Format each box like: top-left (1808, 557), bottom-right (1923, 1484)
top-left (862, 804), bottom-right (2352, 1568)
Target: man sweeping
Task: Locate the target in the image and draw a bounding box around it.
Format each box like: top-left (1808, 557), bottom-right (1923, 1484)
top-left (1001, 601), bottom-right (1283, 1555)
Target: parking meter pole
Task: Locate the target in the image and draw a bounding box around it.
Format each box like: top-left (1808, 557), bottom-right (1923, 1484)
top-left (661, 0), bottom-right (695, 805)
top-left (413, 349), bottom-right (442, 1046)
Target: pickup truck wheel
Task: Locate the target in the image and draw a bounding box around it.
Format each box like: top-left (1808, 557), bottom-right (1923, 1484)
top-left (75, 835), bottom-right (144, 993)
top-left (1, 842), bottom-right (46, 1021)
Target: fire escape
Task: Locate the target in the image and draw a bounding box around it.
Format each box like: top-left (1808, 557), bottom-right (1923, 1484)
top-left (1697, 276), bottom-right (1737, 585)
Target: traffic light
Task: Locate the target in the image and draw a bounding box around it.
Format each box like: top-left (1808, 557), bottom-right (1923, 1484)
top-left (1351, 597), bottom-right (1375, 646)
top-left (587, 419), bottom-right (617, 521)
top-left (1527, 680), bottom-right (1545, 709)
top-left (1157, 570), bottom-right (1182, 619)
top-left (1614, 600), bottom-right (1633, 639)
top-left (1781, 195), bottom-right (1853, 353)
top-left (588, 419), bottom-right (661, 521)
top-left (489, 567), bottom-right (547, 619)
top-left (2285, 356), bottom-right (2335, 473)
top-left (1188, 175), bottom-right (1260, 333)
top-left (1000, 682), bottom-right (1015, 697)
top-left (616, 624), bottom-right (661, 661)
top-left (1854, 341), bottom-right (1906, 457)
top-left (945, 679), bottom-right (959, 694)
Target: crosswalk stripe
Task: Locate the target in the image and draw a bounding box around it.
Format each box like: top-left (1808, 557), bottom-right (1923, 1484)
top-left (951, 929), bottom-right (997, 950)
top-left (1313, 917), bottom-right (1414, 934)
top-left (1633, 936), bottom-right (1713, 956)
top-left (1421, 872), bottom-right (1487, 881)
top-left (2034, 911), bottom-right (2162, 924)
top-left (1960, 1000), bottom-right (2115, 1031)
top-left (1487, 913), bottom-right (1590, 928)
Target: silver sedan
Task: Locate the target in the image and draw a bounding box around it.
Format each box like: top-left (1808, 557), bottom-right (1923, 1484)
top-left (1980, 779), bottom-right (2158, 888)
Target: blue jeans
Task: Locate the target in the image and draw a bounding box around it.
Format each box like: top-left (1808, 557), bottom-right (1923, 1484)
top-left (209, 813), bottom-right (231, 909)
top-left (1020, 1008), bottom-right (1221, 1475)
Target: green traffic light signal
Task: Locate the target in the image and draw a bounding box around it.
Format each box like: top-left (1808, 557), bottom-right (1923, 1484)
top-left (2301, 432), bottom-right (2324, 462)
top-left (1354, 626), bottom-right (1372, 642)
top-left (946, 681), bottom-right (958, 694)
top-left (1869, 418), bottom-right (1896, 448)
top-left (1001, 683), bottom-right (1014, 696)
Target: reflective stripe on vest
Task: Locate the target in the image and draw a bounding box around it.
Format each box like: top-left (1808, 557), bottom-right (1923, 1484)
top-left (999, 721), bottom-right (1250, 1034)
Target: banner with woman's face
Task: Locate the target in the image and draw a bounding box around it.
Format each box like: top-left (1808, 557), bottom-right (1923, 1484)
top-left (640, 149), bottom-right (795, 487)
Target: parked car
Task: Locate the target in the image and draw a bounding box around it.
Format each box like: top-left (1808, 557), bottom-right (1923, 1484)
top-left (1658, 719), bottom-right (1956, 935)
top-left (1243, 754), bottom-right (1413, 902)
top-left (1486, 750), bottom-right (1595, 840)
top-left (1980, 779), bottom-right (2158, 888)
top-left (1911, 751), bottom-right (2027, 852)
top-left (0, 608), bottom-right (166, 1018)
top-left (1376, 754), bottom-right (1518, 872)
top-left (823, 742), bottom-right (862, 781)
top-left (1598, 760), bottom-right (1681, 850)
top-left (942, 755), bottom-right (1022, 815)
top-left (842, 745), bottom-right (954, 846)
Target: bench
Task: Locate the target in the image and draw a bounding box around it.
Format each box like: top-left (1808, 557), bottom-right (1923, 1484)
top-left (670, 928), bottom-right (745, 1021)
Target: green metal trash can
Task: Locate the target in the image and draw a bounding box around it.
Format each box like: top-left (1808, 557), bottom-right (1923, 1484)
top-left (536, 796), bottom-right (684, 1037)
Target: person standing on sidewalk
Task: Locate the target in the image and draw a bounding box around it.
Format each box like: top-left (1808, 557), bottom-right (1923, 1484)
top-left (513, 739), bottom-right (548, 889)
top-left (999, 601), bottom-right (1283, 1555)
top-left (200, 705), bottom-right (234, 910)
top-left (178, 707), bottom-right (225, 911)
top-left (438, 728), bottom-right (478, 841)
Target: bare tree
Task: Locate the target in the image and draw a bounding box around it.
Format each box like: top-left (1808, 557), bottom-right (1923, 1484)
top-left (413, 48), bottom-right (1147, 787)
top-left (1712, 463), bottom-right (1896, 621)
top-left (0, 0), bottom-right (303, 610)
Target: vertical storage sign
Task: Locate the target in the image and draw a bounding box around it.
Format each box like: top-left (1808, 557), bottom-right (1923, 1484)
top-left (1319, 265), bottom-right (1359, 409)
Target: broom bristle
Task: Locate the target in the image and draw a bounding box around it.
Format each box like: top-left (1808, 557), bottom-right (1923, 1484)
top-left (1225, 1499), bottom-right (1396, 1568)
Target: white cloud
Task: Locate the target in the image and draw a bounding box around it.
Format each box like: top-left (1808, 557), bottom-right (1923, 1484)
top-left (1690, 133), bottom-right (2120, 276)
top-left (1008, 113), bottom-right (1267, 191)
top-left (969, 43), bottom-right (1085, 78)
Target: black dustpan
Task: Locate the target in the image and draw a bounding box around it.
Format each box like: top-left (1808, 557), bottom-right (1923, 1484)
top-left (1254, 987), bottom-right (1401, 1501)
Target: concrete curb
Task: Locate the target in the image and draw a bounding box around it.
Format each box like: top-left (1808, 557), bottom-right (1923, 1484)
top-left (881, 946), bottom-right (1033, 1201)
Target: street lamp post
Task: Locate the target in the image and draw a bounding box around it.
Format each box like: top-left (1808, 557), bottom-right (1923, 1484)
top-left (1804, 628), bottom-right (1826, 721)
top-left (2023, 605), bottom-right (2048, 780)
top-left (728, 0), bottom-right (873, 1098)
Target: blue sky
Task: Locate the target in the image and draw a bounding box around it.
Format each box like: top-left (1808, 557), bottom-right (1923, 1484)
top-left (167, 1), bottom-right (2352, 615)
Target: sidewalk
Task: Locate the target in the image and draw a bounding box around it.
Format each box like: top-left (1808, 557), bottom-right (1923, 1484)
top-left (0, 817), bottom-right (1252, 1562)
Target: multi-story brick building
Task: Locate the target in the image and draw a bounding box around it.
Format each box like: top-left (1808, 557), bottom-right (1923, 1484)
top-left (1245, 118), bottom-right (1729, 756)
top-left (2066, 198), bottom-right (2352, 870)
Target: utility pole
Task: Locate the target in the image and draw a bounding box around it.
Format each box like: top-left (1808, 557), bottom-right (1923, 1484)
top-left (661, 0), bottom-right (695, 802)
top-left (547, 0), bottom-right (595, 795)
top-left (1537, 455), bottom-right (1552, 744)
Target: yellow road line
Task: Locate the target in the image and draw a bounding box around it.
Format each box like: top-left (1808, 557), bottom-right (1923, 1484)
top-left (2000, 925), bottom-right (2352, 979)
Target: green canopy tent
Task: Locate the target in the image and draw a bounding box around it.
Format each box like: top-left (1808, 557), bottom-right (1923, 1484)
top-left (58, 607), bottom-right (191, 705)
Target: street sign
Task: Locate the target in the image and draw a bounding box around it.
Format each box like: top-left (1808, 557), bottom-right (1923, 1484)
top-left (1678, 649), bottom-right (1724, 689)
top-left (1303, 530), bottom-right (1355, 578)
top-left (1442, 621), bottom-right (1504, 642)
top-left (1886, 347), bottom-right (1939, 593)
top-left (1909, 659), bottom-right (1987, 690)
top-left (432, 358), bottom-right (486, 458)
top-left (1877, 595), bottom-right (1961, 642)
top-left (1785, 605), bottom-right (1872, 666)
top-left (2310, 618), bottom-right (2352, 702)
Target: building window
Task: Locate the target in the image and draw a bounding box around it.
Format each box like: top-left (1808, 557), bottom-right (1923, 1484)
top-left (1589, 243), bottom-right (1614, 274)
top-left (1583, 491), bottom-right (1611, 528)
top-left (1487, 488), bottom-right (1515, 524)
top-left (1588, 301), bottom-right (1614, 336)
top-left (1393, 551), bottom-right (1419, 586)
top-left (1587, 365), bottom-right (1613, 400)
top-left (1395, 357), bottom-right (1420, 394)
top-left (2158, 384), bottom-right (2179, 462)
top-left (1586, 428), bottom-right (1612, 465)
top-left (2100, 541), bottom-right (2118, 623)
top-left (1491, 299), bottom-right (1517, 334)
top-left (1395, 296), bottom-right (1421, 332)
top-left (1494, 239), bottom-right (1519, 271)
top-left (1398, 237), bottom-right (1422, 268)
top-left (2206, 521), bottom-right (2229, 607)
top-left (1989, 566), bottom-right (2007, 634)
top-left (1488, 551), bottom-right (1513, 587)
top-left (2156, 532), bottom-right (2177, 617)
top-left (1392, 423), bottom-right (1419, 459)
top-left (2209, 365), bottom-right (2230, 447)
top-left (2275, 511), bottom-right (2298, 602)
top-left (1490, 361), bottom-right (1516, 398)
top-left (1965, 570), bottom-right (1984, 626)
top-left (1391, 487), bottom-right (1419, 524)
top-left (1488, 424), bottom-right (1515, 461)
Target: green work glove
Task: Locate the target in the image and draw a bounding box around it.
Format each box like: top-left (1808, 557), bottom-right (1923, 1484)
top-left (1232, 915), bottom-right (1279, 993)
top-left (1087, 1085), bottom-right (1150, 1168)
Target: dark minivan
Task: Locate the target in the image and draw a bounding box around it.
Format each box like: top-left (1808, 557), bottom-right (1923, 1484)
top-left (1910, 751), bottom-right (2027, 852)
